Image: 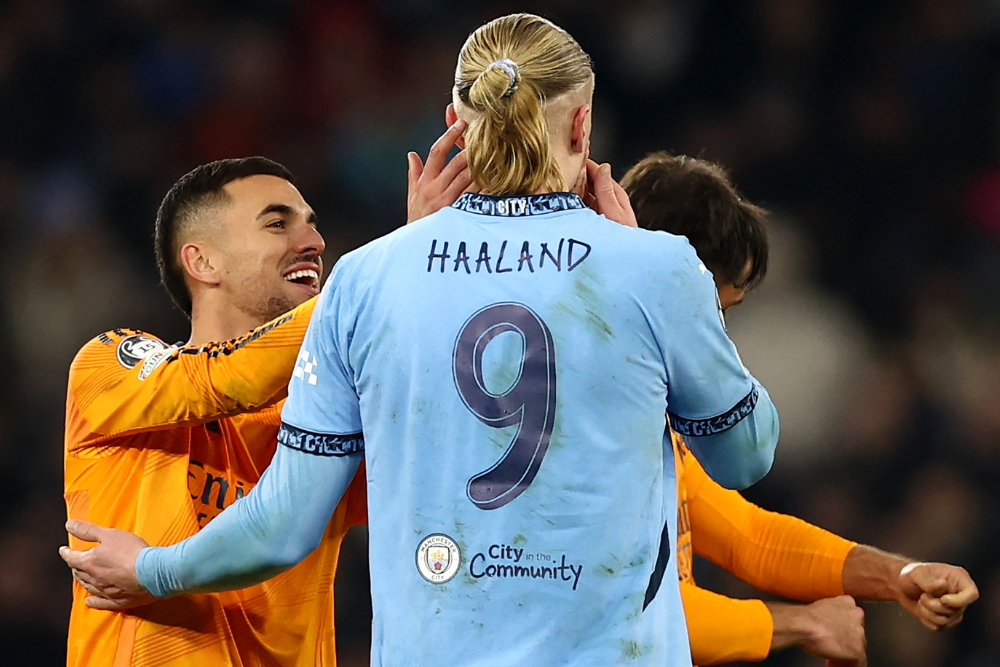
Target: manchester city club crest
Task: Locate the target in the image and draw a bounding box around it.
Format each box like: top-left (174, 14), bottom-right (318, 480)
top-left (416, 534), bottom-right (461, 584)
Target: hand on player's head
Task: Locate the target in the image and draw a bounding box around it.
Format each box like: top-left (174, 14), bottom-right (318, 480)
top-left (898, 562), bottom-right (979, 631)
top-left (578, 159), bottom-right (638, 228)
top-left (407, 120), bottom-right (474, 224)
top-left (59, 520), bottom-right (155, 610)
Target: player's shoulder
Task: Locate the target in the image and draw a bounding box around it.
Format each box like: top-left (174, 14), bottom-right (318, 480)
top-left (612, 224), bottom-right (699, 258)
top-left (70, 328), bottom-right (172, 387)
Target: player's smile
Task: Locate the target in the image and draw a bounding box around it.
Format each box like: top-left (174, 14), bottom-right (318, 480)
top-left (283, 261), bottom-right (322, 297)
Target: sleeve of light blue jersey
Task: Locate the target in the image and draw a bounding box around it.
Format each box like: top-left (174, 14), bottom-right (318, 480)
top-left (651, 240), bottom-right (779, 489)
top-left (136, 442), bottom-right (361, 596)
top-left (280, 257), bottom-right (364, 437)
top-left (681, 378), bottom-right (778, 489)
top-left (135, 259), bottom-right (367, 596)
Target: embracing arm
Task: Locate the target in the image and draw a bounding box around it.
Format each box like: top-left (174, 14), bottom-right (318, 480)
top-left (138, 430), bottom-right (361, 596)
top-left (61, 427), bottom-right (361, 605)
top-left (67, 299), bottom-right (316, 447)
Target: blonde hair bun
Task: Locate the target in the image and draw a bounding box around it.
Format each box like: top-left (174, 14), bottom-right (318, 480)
top-left (455, 14), bottom-right (593, 196)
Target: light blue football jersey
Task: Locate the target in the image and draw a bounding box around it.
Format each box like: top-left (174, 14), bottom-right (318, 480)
top-left (282, 192), bottom-right (760, 667)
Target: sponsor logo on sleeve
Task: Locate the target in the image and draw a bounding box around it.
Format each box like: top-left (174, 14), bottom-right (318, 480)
top-left (292, 349), bottom-right (319, 385)
top-left (116, 335), bottom-right (169, 370)
top-left (416, 534), bottom-right (462, 584)
top-left (137, 348), bottom-right (173, 380)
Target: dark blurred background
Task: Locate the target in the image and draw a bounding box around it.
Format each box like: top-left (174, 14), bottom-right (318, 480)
top-left (0, 0), bottom-right (997, 664)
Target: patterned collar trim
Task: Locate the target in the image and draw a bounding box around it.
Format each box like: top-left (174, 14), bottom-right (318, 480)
top-left (452, 192), bottom-right (586, 217)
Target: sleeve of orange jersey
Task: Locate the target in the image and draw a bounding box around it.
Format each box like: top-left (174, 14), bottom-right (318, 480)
top-left (681, 581), bottom-right (772, 664)
top-left (68, 298), bottom-right (316, 449)
top-left (685, 450), bottom-right (857, 602)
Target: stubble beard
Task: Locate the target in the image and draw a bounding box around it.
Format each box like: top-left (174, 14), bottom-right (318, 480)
top-left (232, 277), bottom-right (299, 326)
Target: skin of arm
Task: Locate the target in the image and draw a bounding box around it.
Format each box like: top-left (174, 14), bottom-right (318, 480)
top-left (841, 545), bottom-right (979, 631)
top-left (681, 583), bottom-right (866, 665)
top-left (765, 597), bottom-right (867, 665)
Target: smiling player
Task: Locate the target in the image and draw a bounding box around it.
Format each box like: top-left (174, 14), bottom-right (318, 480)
top-left (61, 15), bottom-right (780, 667)
top-left (63, 128), bottom-right (475, 667)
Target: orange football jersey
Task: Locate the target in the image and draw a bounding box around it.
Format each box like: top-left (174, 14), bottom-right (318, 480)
top-left (64, 298), bottom-right (367, 667)
top-left (671, 431), bottom-right (855, 665)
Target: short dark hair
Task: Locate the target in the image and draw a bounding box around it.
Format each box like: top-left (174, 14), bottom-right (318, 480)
top-left (622, 152), bottom-right (768, 290)
top-left (154, 157), bottom-right (295, 316)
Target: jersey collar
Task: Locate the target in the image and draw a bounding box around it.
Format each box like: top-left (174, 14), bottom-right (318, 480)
top-left (452, 192), bottom-right (586, 217)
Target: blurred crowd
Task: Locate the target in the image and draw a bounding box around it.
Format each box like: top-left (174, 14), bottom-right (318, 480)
top-left (0, 0), bottom-right (997, 664)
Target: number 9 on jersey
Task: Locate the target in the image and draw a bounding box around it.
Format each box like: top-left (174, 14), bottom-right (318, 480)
top-left (452, 302), bottom-right (558, 510)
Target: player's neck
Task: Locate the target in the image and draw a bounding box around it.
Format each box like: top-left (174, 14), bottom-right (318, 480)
top-left (187, 302), bottom-right (268, 345)
top-left (553, 150), bottom-right (584, 193)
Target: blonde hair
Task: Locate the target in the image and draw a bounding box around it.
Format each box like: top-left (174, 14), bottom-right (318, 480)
top-left (455, 14), bottom-right (593, 196)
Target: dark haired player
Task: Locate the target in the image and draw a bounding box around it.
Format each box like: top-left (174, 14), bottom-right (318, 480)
top-left (63, 123), bottom-right (475, 666)
top-left (623, 152), bottom-right (979, 666)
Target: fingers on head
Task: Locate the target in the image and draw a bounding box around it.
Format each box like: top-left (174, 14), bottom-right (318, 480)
top-left (429, 121), bottom-right (467, 164)
top-left (440, 151), bottom-right (469, 181)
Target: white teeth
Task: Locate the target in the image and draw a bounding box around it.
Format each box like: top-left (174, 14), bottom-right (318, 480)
top-left (284, 269), bottom-right (319, 283)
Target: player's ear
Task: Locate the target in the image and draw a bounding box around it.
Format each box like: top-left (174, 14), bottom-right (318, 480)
top-left (570, 104), bottom-right (590, 156)
top-left (445, 103), bottom-right (466, 149)
top-left (179, 242), bottom-right (222, 288)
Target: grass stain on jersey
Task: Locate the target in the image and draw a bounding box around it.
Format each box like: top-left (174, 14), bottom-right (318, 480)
top-left (620, 639), bottom-right (652, 660)
top-left (595, 563), bottom-right (616, 577)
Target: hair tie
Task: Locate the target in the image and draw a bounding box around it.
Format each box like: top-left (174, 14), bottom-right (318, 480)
top-left (486, 58), bottom-right (520, 97)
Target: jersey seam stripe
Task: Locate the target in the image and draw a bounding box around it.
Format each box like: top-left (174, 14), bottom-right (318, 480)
top-left (132, 630), bottom-right (221, 665)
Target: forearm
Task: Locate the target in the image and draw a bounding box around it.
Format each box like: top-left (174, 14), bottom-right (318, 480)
top-left (841, 544), bottom-right (912, 603)
top-left (137, 438), bottom-right (360, 597)
top-left (767, 602), bottom-right (818, 652)
top-left (684, 378), bottom-right (778, 490)
top-left (685, 450), bottom-right (856, 602)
